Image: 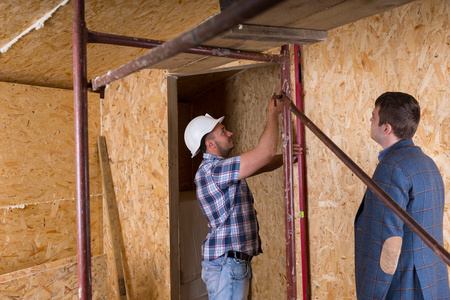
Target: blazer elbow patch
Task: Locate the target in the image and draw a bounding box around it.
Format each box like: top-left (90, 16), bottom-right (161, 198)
top-left (380, 236), bottom-right (402, 275)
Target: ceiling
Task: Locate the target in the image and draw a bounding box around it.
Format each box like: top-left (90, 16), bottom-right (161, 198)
top-left (0, 0), bottom-right (416, 91)
top-left (177, 69), bottom-right (244, 102)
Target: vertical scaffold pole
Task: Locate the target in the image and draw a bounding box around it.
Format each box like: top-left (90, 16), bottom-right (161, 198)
top-left (73, 0), bottom-right (92, 298)
top-left (281, 44), bottom-right (297, 300)
top-left (294, 44), bottom-right (311, 300)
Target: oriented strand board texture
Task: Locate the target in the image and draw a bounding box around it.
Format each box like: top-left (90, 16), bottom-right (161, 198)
top-left (0, 0), bottom-right (62, 48)
top-left (224, 66), bottom-right (286, 299)
top-left (298, 0), bottom-right (449, 298)
top-left (0, 0), bottom-right (416, 90)
top-left (0, 254), bottom-right (107, 299)
top-left (0, 0), bottom-right (220, 89)
top-left (0, 197), bottom-right (103, 275)
top-left (102, 69), bottom-right (171, 299)
top-left (0, 82), bottom-right (103, 274)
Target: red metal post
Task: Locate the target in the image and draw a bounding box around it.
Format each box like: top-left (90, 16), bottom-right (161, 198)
top-left (281, 44), bottom-right (297, 300)
top-left (73, 0), bottom-right (92, 298)
top-left (91, 0), bottom-right (284, 91)
top-left (87, 30), bottom-right (282, 64)
top-left (294, 44), bottom-right (311, 300)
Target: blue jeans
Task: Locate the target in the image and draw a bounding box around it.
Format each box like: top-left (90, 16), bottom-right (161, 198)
top-left (201, 254), bottom-right (252, 300)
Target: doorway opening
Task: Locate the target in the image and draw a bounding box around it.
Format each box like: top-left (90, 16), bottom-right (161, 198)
top-left (168, 64), bottom-right (285, 299)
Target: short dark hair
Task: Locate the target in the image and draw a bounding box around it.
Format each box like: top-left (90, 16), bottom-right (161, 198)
top-left (375, 92), bottom-right (420, 140)
top-left (199, 131), bottom-right (214, 153)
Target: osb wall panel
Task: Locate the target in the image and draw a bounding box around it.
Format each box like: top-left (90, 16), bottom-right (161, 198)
top-left (0, 196), bottom-right (102, 275)
top-left (298, 0), bottom-right (449, 298)
top-left (223, 65), bottom-right (286, 299)
top-left (0, 254), bottom-right (107, 299)
top-left (0, 82), bottom-right (102, 205)
top-left (0, 81), bottom-right (103, 274)
top-left (102, 69), bottom-right (171, 299)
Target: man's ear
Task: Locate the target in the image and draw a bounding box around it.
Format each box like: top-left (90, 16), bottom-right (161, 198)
top-left (384, 123), bottom-right (394, 135)
top-left (205, 139), bottom-right (215, 150)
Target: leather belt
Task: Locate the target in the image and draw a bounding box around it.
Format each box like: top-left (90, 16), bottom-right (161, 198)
top-left (227, 250), bottom-right (252, 262)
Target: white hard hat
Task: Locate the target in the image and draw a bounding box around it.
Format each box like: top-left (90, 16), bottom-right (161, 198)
top-left (184, 114), bottom-right (224, 158)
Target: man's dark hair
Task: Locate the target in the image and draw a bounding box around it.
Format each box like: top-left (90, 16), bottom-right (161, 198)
top-left (199, 131), bottom-right (214, 153)
top-left (375, 92), bottom-right (421, 140)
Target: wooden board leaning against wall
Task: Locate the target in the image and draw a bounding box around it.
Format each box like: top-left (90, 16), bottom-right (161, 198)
top-left (295, 0), bottom-right (449, 299)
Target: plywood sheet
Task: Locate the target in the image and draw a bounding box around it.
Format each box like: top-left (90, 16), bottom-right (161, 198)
top-left (0, 196), bottom-right (102, 275)
top-left (168, 55), bottom-right (272, 76)
top-left (153, 52), bottom-right (233, 72)
top-left (242, 0), bottom-right (416, 30)
top-left (0, 254), bottom-right (107, 299)
top-left (223, 65), bottom-right (286, 299)
top-left (0, 0), bottom-right (62, 48)
top-left (298, 0), bottom-right (449, 298)
top-left (0, 81), bottom-right (103, 274)
top-left (102, 69), bottom-right (171, 299)
top-left (97, 136), bottom-right (127, 299)
top-left (214, 0), bottom-right (386, 50)
top-left (0, 0), bottom-right (220, 89)
top-left (0, 0), bottom-right (417, 90)
top-left (0, 81), bottom-right (102, 206)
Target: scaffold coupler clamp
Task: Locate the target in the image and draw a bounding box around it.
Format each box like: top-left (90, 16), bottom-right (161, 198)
top-left (272, 91), bottom-right (290, 107)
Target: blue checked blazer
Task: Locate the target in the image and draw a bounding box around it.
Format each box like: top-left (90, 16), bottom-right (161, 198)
top-left (355, 139), bottom-right (450, 299)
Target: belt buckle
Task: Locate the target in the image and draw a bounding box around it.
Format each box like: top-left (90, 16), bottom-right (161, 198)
top-left (229, 251), bottom-right (251, 262)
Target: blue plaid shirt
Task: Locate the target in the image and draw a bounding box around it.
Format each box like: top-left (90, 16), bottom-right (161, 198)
top-left (195, 153), bottom-right (262, 261)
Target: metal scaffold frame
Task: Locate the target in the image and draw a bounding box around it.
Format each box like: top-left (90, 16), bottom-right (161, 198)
top-left (72, 0), bottom-right (450, 299)
top-left (294, 44), bottom-right (311, 299)
top-left (73, 0), bottom-right (91, 298)
top-left (280, 44), bottom-right (298, 300)
top-left (73, 0), bottom-right (301, 299)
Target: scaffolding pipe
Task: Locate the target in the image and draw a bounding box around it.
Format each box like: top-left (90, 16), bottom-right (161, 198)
top-left (73, 0), bottom-right (92, 298)
top-left (87, 30), bottom-right (282, 64)
top-left (277, 95), bottom-right (450, 267)
top-left (294, 44), bottom-right (311, 300)
top-left (281, 45), bottom-right (297, 300)
top-left (91, 0), bottom-right (284, 91)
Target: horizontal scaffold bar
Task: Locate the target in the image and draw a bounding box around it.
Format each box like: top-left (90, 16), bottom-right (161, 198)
top-left (88, 30), bottom-right (282, 64)
top-left (91, 0), bottom-right (285, 91)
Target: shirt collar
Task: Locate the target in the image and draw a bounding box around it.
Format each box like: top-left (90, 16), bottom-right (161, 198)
top-left (378, 139), bottom-right (414, 161)
top-left (203, 152), bottom-right (223, 160)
